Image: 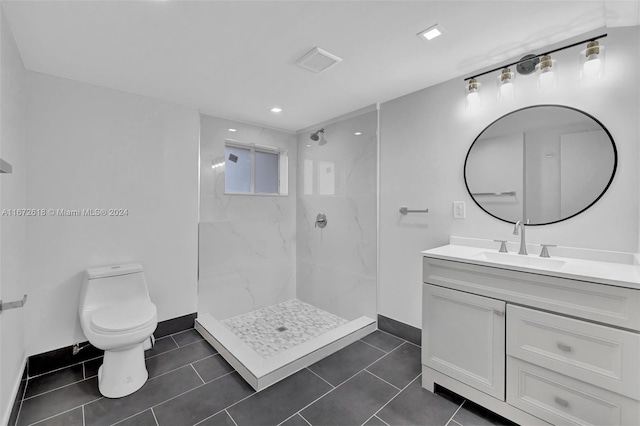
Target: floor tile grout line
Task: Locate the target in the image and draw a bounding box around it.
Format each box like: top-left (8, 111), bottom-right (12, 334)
top-left (329, 342), bottom-right (397, 390)
top-left (24, 405), bottom-right (83, 426)
top-left (82, 405), bottom-right (85, 426)
top-left (190, 364), bottom-right (206, 384)
top-left (13, 372), bottom-right (29, 426)
top-left (24, 339), bottom-right (202, 400)
top-left (271, 348), bottom-right (405, 426)
top-left (25, 329), bottom-right (198, 383)
top-left (149, 370), bottom-right (238, 418)
top-left (23, 351), bottom-right (214, 404)
top-left (445, 399), bottom-right (466, 426)
top-left (298, 412), bottom-right (313, 426)
top-left (226, 409), bottom-right (239, 426)
top-left (305, 367), bottom-right (335, 389)
top-left (145, 337), bottom-right (208, 361)
top-left (363, 373), bottom-right (422, 425)
top-left (170, 334), bottom-right (179, 348)
top-left (449, 420), bottom-right (464, 426)
top-left (358, 338), bottom-right (391, 353)
top-left (375, 328), bottom-right (414, 345)
top-left (151, 407), bottom-right (160, 426)
top-left (374, 415), bottom-right (391, 426)
top-left (363, 369), bottom-right (402, 391)
top-left (192, 387), bottom-right (258, 426)
top-left (22, 375), bottom-right (89, 401)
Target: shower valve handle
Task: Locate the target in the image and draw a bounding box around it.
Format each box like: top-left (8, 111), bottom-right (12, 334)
top-left (315, 213), bottom-right (327, 229)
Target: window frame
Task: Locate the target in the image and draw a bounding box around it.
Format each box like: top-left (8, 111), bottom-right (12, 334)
top-left (224, 139), bottom-right (288, 196)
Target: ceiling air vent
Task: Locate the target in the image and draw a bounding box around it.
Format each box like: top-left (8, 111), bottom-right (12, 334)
top-left (296, 47), bottom-right (342, 73)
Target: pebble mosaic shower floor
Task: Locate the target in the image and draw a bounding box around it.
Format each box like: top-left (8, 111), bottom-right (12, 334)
top-left (220, 299), bottom-right (348, 358)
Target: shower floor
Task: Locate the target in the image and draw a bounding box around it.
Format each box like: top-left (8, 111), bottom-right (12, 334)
top-left (221, 300), bottom-right (348, 358)
top-left (196, 299), bottom-right (375, 391)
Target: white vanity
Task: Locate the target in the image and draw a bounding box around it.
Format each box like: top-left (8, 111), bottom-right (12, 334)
top-left (421, 237), bottom-right (640, 426)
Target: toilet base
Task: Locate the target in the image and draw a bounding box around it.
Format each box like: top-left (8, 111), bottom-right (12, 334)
top-left (98, 341), bottom-right (149, 398)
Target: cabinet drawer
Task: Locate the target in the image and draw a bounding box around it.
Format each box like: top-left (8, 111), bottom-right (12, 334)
top-left (507, 358), bottom-right (640, 426)
top-left (507, 305), bottom-right (640, 400)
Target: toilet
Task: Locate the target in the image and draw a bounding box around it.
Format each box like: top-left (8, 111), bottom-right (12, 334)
top-left (79, 263), bottom-right (157, 398)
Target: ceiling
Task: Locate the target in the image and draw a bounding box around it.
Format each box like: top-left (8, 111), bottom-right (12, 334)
top-left (3, 1), bottom-right (639, 132)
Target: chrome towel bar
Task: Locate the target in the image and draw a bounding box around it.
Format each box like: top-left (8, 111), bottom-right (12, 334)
top-left (399, 207), bottom-right (429, 215)
top-left (0, 294), bottom-right (27, 313)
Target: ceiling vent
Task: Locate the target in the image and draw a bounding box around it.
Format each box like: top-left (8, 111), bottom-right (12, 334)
top-left (296, 47), bottom-right (342, 73)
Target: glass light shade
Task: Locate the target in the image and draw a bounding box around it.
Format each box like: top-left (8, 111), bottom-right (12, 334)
top-left (497, 68), bottom-right (515, 101)
top-left (535, 55), bottom-right (557, 91)
top-left (580, 41), bottom-right (605, 79)
top-left (465, 78), bottom-right (481, 108)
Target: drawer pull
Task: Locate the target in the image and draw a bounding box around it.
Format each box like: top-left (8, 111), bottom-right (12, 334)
top-left (554, 396), bottom-right (569, 408)
top-left (494, 310), bottom-right (504, 316)
top-left (557, 343), bottom-right (572, 352)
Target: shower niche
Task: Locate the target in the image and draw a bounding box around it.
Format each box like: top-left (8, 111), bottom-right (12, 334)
top-left (196, 108), bottom-right (378, 390)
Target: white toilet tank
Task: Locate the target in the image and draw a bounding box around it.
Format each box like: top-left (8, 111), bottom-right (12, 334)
top-left (79, 263), bottom-right (151, 313)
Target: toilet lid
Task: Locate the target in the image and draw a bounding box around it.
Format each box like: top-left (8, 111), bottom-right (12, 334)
top-left (91, 301), bottom-right (156, 333)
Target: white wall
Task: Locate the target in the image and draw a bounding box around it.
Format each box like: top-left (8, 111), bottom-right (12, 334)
top-left (0, 8), bottom-right (27, 423)
top-left (198, 114), bottom-right (297, 320)
top-left (24, 72), bottom-right (200, 356)
top-left (379, 26), bottom-right (640, 328)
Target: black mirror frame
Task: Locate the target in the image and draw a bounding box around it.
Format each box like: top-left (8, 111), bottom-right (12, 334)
top-left (463, 104), bottom-right (618, 226)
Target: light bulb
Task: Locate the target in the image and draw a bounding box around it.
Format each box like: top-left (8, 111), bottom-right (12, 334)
top-left (583, 55), bottom-right (601, 77)
top-left (497, 68), bottom-right (515, 101)
top-left (465, 78), bottom-right (481, 108)
top-left (536, 55), bottom-right (557, 92)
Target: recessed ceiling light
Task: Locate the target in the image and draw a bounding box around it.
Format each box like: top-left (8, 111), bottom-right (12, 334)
top-left (270, 107), bottom-right (282, 113)
top-left (418, 24), bottom-right (445, 41)
top-left (228, 128), bottom-right (237, 132)
top-left (354, 132), bottom-right (362, 136)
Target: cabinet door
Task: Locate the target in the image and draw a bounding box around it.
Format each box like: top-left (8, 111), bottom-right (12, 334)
top-left (422, 284), bottom-right (506, 400)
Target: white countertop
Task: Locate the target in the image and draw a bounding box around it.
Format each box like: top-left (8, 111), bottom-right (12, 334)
top-left (422, 237), bottom-right (640, 290)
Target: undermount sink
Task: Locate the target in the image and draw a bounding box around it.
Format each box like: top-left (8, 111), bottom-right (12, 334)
top-left (474, 251), bottom-right (566, 270)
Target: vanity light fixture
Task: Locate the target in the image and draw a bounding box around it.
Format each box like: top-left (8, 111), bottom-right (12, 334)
top-left (580, 40), bottom-right (605, 79)
top-left (354, 132), bottom-right (362, 136)
top-left (228, 128), bottom-right (237, 132)
top-left (463, 34), bottom-right (606, 103)
top-left (418, 24), bottom-right (445, 41)
top-left (270, 107), bottom-right (283, 113)
top-left (497, 68), bottom-right (515, 101)
top-left (465, 78), bottom-right (481, 108)
top-left (535, 54), bottom-right (557, 91)
top-left (211, 161), bottom-right (225, 169)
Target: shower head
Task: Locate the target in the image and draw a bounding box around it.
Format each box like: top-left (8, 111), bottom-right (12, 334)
top-left (310, 128), bottom-right (326, 145)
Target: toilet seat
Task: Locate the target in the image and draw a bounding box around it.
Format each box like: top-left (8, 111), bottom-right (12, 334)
top-left (91, 301), bottom-right (156, 334)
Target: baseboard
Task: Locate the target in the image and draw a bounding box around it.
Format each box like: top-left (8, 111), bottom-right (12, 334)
top-left (5, 358), bottom-right (27, 426)
top-left (27, 312), bottom-right (197, 378)
top-left (377, 314), bottom-right (421, 346)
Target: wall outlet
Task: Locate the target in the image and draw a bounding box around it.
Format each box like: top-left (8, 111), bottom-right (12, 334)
top-left (453, 201), bottom-right (466, 219)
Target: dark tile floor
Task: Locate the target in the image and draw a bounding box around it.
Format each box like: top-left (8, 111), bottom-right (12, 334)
top-left (14, 329), bottom-right (515, 426)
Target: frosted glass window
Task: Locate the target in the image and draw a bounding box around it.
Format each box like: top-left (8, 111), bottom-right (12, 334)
top-left (225, 145), bottom-right (251, 193)
top-left (223, 140), bottom-right (288, 196)
top-left (255, 150), bottom-right (279, 194)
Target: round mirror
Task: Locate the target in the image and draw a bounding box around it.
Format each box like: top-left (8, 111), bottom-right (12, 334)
top-left (464, 105), bottom-right (617, 225)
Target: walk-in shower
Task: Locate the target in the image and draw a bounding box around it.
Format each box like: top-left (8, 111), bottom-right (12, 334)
top-left (196, 108), bottom-right (378, 390)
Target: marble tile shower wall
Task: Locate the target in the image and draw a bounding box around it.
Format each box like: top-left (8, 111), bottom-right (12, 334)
top-left (296, 110), bottom-right (378, 321)
top-left (198, 114), bottom-right (298, 320)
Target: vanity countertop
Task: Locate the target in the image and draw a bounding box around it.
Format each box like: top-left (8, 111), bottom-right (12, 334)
top-left (422, 237), bottom-right (640, 290)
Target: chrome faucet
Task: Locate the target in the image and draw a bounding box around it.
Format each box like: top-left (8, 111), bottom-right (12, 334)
top-left (513, 220), bottom-right (528, 255)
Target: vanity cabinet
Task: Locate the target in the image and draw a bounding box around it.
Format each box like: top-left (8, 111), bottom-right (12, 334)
top-left (423, 285), bottom-right (505, 399)
top-left (422, 256), bottom-right (640, 426)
